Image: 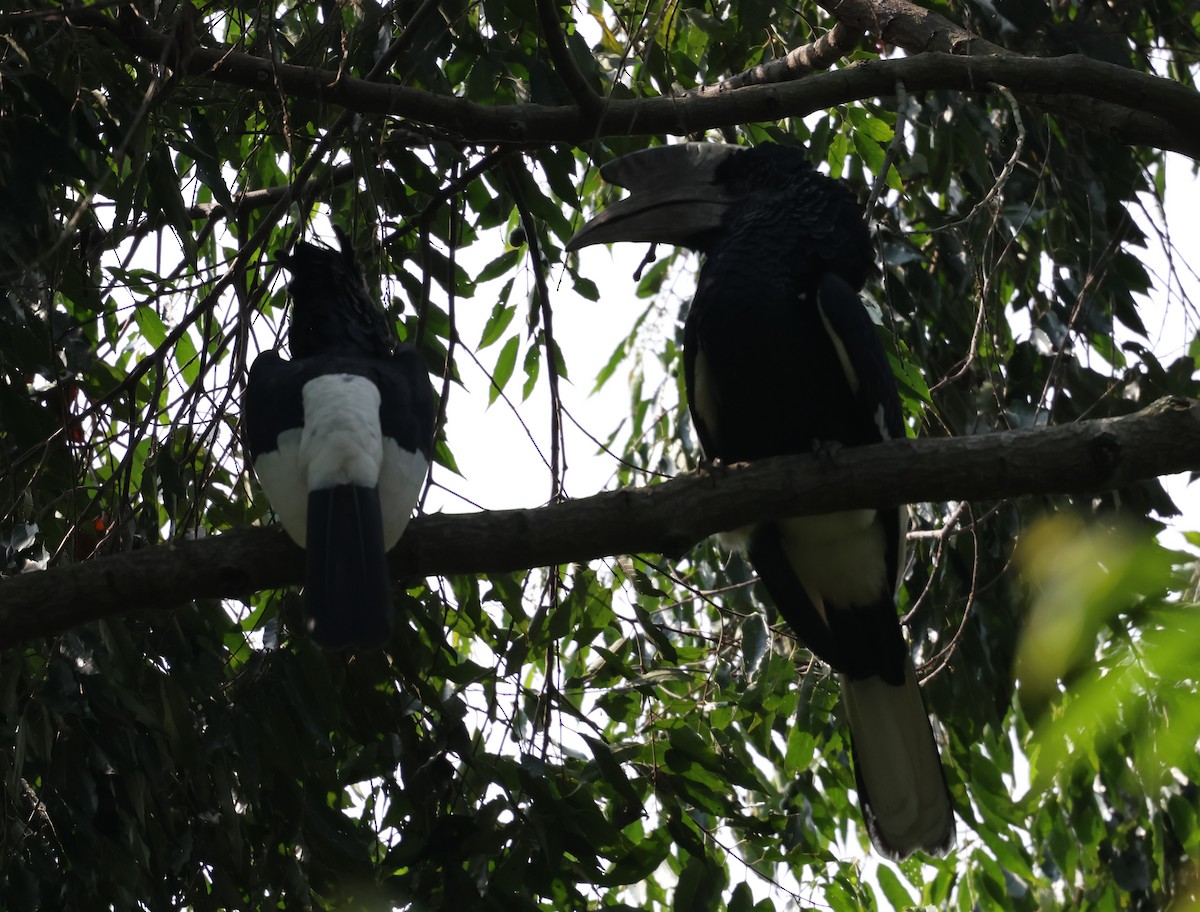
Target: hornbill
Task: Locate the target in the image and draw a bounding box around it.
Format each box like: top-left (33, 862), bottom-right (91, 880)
top-left (243, 229), bottom-right (435, 650)
top-left (567, 143), bottom-right (955, 858)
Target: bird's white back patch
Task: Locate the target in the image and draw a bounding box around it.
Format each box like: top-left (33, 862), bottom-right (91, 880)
top-left (300, 374), bottom-right (384, 490)
top-left (253, 374), bottom-right (425, 553)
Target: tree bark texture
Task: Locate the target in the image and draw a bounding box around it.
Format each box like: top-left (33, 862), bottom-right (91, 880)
top-left (2, 397), bottom-right (1198, 645)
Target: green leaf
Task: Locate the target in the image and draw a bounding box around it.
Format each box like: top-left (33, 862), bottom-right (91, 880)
top-left (582, 735), bottom-right (643, 813)
top-left (727, 882), bottom-right (755, 912)
top-left (174, 328), bottom-right (200, 386)
top-left (852, 130), bottom-right (887, 178)
top-left (186, 109), bottom-right (235, 213)
top-left (476, 248), bottom-right (521, 284)
top-left (521, 341), bottom-right (540, 401)
top-left (134, 306), bottom-right (168, 348)
top-left (489, 334), bottom-right (520, 404)
top-left (847, 105), bottom-right (894, 143)
top-left (739, 612), bottom-right (768, 675)
top-left (146, 146), bottom-right (196, 264)
top-left (477, 301), bottom-right (516, 350)
top-left (632, 603), bottom-right (677, 663)
top-left (828, 131), bottom-right (850, 179)
top-left (433, 438), bottom-right (462, 474)
top-left (876, 864), bottom-right (913, 909)
top-left (604, 825), bottom-right (671, 885)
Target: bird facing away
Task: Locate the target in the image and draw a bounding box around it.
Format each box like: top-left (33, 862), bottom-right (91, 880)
top-left (567, 143), bottom-right (955, 859)
top-left (243, 229), bottom-right (435, 650)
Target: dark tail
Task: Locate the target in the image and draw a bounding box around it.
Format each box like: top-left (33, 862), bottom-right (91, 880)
top-left (841, 657), bottom-right (955, 858)
top-left (304, 484), bottom-right (393, 650)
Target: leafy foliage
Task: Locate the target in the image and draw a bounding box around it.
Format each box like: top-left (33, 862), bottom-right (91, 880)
top-left (2, 0), bottom-right (1200, 909)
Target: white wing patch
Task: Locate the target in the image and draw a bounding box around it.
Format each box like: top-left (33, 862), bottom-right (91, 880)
top-left (777, 510), bottom-right (887, 610)
top-left (254, 428), bottom-right (308, 546)
top-left (379, 441), bottom-right (429, 549)
top-left (875, 404), bottom-right (890, 440)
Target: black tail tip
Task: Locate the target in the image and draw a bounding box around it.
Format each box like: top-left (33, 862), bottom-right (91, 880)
top-left (306, 600), bottom-right (394, 651)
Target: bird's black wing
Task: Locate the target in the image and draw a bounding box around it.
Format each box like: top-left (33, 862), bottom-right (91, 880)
top-left (244, 350), bottom-right (309, 542)
top-left (808, 271), bottom-right (908, 684)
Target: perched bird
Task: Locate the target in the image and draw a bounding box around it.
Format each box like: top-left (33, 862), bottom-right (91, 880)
top-left (567, 143), bottom-right (954, 858)
top-left (243, 228), bottom-right (435, 650)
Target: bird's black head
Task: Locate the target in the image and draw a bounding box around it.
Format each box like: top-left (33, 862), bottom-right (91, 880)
top-left (567, 142), bottom-right (874, 292)
top-left (711, 144), bottom-right (874, 293)
top-left (280, 228), bottom-right (395, 359)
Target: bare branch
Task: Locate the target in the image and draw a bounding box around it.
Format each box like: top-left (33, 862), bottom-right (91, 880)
top-left (820, 0), bottom-right (1003, 56)
top-left (691, 21), bottom-right (863, 95)
top-left (101, 163), bottom-right (359, 251)
top-left (3, 397), bottom-right (1199, 644)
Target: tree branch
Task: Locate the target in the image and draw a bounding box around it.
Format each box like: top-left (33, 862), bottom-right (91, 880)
top-left (819, 0), bottom-right (1180, 155)
top-left (3, 397), bottom-right (1199, 645)
top-left (65, 8), bottom-right (1200, 158)
top-left (101, 162), bottom-right (359, 250)
top-left (821, 0), bottom-right (1003, 55)
top-left (691, 21), bottom-right (863, 95)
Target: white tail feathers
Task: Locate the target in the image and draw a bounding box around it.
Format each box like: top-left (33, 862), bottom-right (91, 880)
top-left (841, 658), bottom-right (955, 859)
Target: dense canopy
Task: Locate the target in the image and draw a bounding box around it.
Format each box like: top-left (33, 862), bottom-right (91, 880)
top-left (2, 1), bottom-right (1200, 909)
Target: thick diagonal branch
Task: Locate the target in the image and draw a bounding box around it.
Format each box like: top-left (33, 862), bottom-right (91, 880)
top-left (2, 398), bottom-right (1198, 644)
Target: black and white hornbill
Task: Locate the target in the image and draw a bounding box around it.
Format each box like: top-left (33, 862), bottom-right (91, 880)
top-left (567, 143), bottom-right (955, 858)
top-left (243, 229), bottom-right (435, 651)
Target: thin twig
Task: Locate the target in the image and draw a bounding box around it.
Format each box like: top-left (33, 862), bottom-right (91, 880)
top-left (865, 81), bottom-right (908, 215)
top-left (503, 158), bottom-right (566, 503)
top-left (365, 0), bottom-right (442, 80)
top-left (929, 85), bottom-right (1029, 395)
top-left (920, 503), bottom-right (980, 682)
top-left (534, 0), bottom-right (602, 117)
top-left (932, 84), bottom-right (1026, 232)
top-left (902, 501), bottom-right (967, 625)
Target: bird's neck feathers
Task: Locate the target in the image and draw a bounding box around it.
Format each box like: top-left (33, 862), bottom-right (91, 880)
top-left (700, 181), bottom-right (873, 298)
top-left (288, 304), bottom-right (395, 359)
top-left (283, 242), bottom-right (396, 359)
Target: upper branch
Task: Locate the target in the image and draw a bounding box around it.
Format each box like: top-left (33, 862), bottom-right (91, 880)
top-left (65, 8), bottom-right (1200, 158)
top-left (819, 0), bottom-right (1183, 155)
top-left (2, 397), bottom-right (1199, 644)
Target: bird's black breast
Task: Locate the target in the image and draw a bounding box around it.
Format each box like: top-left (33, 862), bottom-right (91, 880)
top-left (686, 271), bottom-right (882, 462)
top-left (681, 161), bottom-right (890, 461)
